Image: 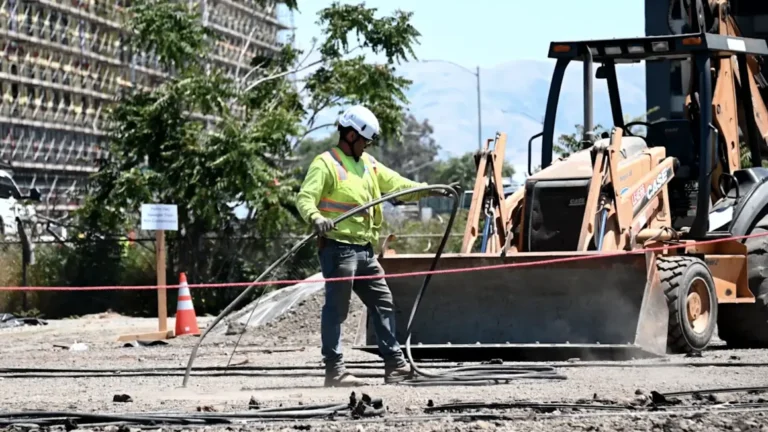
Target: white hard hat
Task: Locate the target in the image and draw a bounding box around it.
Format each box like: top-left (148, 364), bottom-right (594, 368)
top-left (337, 105), bottom-right (380, 141)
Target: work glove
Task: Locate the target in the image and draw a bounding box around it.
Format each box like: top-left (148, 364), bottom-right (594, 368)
top-left (431, 181), bottom-right (462, 197)
top-left (312, 216), bottom-right (335, 235)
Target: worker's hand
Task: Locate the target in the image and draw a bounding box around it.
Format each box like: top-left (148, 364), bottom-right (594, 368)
top-left (312, 216), bottom-right (335, 235)
top-left (431, 182), bottom-right (462, 197)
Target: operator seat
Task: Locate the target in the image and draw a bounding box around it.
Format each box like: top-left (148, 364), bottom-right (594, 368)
top-left (644, 119), bottom-right (698, 180)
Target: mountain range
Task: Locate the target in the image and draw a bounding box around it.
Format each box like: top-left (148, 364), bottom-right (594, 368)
top-left (306, 59), bottom-right (647, 183)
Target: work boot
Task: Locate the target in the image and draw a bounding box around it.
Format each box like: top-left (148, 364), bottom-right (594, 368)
top-left (324, 372), bottom-right (365, 388)
top-left (384, 362), bottom-right (413, 384)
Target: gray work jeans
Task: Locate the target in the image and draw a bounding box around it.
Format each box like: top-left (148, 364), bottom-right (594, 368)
top-left (318, 239), bottom-right (406, 377)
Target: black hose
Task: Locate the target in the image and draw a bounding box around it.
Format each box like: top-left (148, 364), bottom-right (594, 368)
top-left (662, 385), bottom-right (768, 397)
top-left (424, 401), bottom-right (634, 413)
top-left (0, 403), bottom-right (356, 427)
top-left (183, 183), bottom-right (566, 387)
top-left (2, 360), bottom-right (765, 380)
top-left (397, 196), bottom-right (567, 385)
top-left (0, 411), bottom-right (222, 426)
top-left (182, 184), bottom-right (460, 387)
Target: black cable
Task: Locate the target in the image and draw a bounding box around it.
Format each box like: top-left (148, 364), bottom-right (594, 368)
top-left (662, 385), bottom-right (768, 397)
top-left (2, 360), bottom-right (766, 378)
top-left (183, 184), bottom-right (460, 387)
top-left (0, 371), bottom-right (382, 379)
top-left (0, 405), bottom-right (352, 427)
top-left (397, 191), bottom-right (567, 385)
top-left (183, 183), bottom-right (566, 387)
top-left (0, 411), bottom-right (222, 426)
top-left (9, 402), bottom-right (768, 429)
top-left (0, 398), bottom-right (388, 427)
top-left (424, 401), bottom-right (634, 413)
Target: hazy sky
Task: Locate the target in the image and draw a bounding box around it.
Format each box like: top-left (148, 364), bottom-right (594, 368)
top-left (288, 0), bottom-right (646, 68)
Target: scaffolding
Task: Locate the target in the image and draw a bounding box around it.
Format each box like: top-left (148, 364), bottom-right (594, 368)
top-left (0, 0), bottom-right (289, 218)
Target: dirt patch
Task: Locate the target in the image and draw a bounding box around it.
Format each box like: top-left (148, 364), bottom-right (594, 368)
top-left (245, 289), bottom-right (366, 347)
top-left (4, 313), bottom-right (768, 431)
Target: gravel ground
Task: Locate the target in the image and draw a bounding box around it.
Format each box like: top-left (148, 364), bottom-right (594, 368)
top-left (250, 290), bottom-right (366, 347)
top-left (2, 304), bottom-right (768, 431)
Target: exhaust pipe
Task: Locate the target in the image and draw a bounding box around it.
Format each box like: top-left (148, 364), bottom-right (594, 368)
top-left (583, 46), bottom-right (595, 145)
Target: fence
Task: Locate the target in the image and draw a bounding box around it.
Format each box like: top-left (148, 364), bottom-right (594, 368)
top-left (0, 234), bottom-right (320, 318)
top-left (0, 213), bottom-right (467, 318)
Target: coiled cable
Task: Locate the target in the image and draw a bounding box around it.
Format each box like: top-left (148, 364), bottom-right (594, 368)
top-left (183, 184), bottom-right (459, 387)
top-left (182, 183), bottom-right (566, 387)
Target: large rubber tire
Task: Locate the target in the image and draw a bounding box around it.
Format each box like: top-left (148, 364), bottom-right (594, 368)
top-left (717, 217), bottom-right (768, 348)
top-left (658, 255), bottom-right (718, 354)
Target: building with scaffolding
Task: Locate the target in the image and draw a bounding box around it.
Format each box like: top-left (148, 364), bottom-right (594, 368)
top-left (0, 0), bottom-right (292, 218)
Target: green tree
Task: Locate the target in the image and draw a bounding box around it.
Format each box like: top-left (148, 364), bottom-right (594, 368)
top-left (429, 152), bottom-right (515, 191)
top-left (367, 113), bottom-right (440, 176)
top-left (554, 123), bottom-right (605, 158)
top-left (295, 112), bottom-right (440, 180)
top-left (294, 133), bottom-right (338, 177)
top-left (72, 0), bottom-right (423, 314)
top-left (553, 107), bottom-right (661, 160)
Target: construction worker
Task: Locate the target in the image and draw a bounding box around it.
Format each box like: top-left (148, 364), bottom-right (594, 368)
top-left (297, 104), bottom-right (456, 387)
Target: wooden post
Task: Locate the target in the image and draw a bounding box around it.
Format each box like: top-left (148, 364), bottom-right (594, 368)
top-left (156, 229), bottom-right (168, 333)
top-left (117, 203), bottom-right (177, 342)
top-left (117, 229), bottom-right (175, 342)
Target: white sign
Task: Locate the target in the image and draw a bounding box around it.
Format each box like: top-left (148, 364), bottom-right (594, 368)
top-left (141, 204), bottom-right (178, 231)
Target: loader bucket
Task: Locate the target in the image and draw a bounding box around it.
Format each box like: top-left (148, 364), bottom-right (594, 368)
top-left (354, 252), bottom-right (669, 362)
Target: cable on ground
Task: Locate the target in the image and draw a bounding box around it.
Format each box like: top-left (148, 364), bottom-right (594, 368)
top-left (182, 184), bottom-right (567, 388)
top-left (0, 395), bottom-right (385, 427)
top-left (183, 185), bottom-right (460, 387)
top-left (2, 359), bottom-right (767, 380)
top-left (394, 186), bottom-right (567, 386)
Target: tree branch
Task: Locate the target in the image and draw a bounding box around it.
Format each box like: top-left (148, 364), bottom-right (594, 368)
top-left (306, 95), bottom-right (340, 129)
top-left (297, 38), bottom-right (318, 69)
top-left (242, 44), bottom-right (362, 94)
top-left (235, 24), bottom-right (259, 82)
top-left (301, 123), bottom-right (335, 139)
top-left (240, 39), bottom-right (317, 90)
top-left (242, 58), bottom-right (323, 93)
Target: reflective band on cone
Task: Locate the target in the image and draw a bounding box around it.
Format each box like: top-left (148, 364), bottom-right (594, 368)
top-left (175, 272), bottom-right (200, 336)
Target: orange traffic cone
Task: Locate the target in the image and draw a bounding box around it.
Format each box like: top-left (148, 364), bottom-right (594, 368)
top-left (175, 273), bottom-right (200, 336)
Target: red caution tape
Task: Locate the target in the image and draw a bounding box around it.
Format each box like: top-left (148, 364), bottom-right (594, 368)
top-left (2, 231), bottom-right (767, 292)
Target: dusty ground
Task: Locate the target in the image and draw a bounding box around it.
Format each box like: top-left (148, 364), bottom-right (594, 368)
top-left (2, 303), bottom-right (768, 431)
top-left (247, 290), bottom-right (366, 347)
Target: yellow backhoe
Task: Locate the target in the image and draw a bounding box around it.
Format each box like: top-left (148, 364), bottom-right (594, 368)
top-left (356, 0), bottom-right (768, 361)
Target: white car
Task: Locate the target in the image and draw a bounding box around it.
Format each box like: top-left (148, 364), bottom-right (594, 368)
top-left (0, 169), bottom-right (41, 238)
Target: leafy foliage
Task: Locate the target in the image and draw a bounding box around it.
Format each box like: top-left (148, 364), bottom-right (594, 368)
top-left (366, 113), bottom-right (439, 176)
top-left (127, 0), bottom-right (214, 71)
top-left (67, 0), bottom-right (423, 314)
top-left (294, 112), bottom-right (439, 178)
top-left (430, 153), bottom-right (515, 191)
top-left (554, 123), bottom-right (605, 158)
top-left (296, 112), bottom-right (512, 192)
top-left (295, 3), bottom-right (421, 143)
top-left (379, 209), bottom-right (469, 255)
top-left (553, 107), bottom-right (661, 159)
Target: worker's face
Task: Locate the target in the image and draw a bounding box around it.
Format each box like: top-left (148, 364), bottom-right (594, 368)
top-left (349, 132), bottom-right (370, 159)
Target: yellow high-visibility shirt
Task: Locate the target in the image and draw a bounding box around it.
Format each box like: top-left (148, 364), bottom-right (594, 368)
top-left (296, 147), bottom-right (429, 246)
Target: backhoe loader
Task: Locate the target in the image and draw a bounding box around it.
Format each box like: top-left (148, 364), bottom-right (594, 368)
top-left (355, 0), bottom-right (768, 361)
